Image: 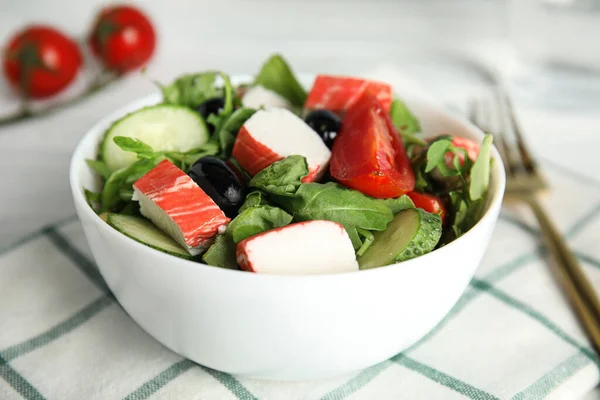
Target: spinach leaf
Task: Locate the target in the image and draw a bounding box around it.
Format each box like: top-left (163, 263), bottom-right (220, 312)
top-left (239, 190), bottom-right (271, 213)
top-left (272, 182), bottom-right (393, 249)
top-left (469, 134), bottom-right (493, 201)
top-left (249, 156), bottom-right (394, 249)
top-left (161, 72), bottom-right (223, 108)
top-left (229, 206), bottom-right (293, 243)
top-left (249, 155), bottom-right (308, 196)
top-left (253, 54), bottom-right (307, 107)
top-left (113, 136), bottom-right (155, 159)
top-left (377, 195), bottom-right (414, 215)
top-left (202, 234), bottom-right (238, 270)
top-left (202, 205), bottom-right (293, 269)
top-left (390, 98), bottom-right (421, 135)
top-left (215, 107), bottom-right (256, 157)
top-left (86, 159), bottom-right (112, 180)
top-left (425, 139), bottom-right (452, 173)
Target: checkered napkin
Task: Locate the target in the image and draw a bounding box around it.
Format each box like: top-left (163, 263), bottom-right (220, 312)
top-left (2, 73), bottom-right (600, 400)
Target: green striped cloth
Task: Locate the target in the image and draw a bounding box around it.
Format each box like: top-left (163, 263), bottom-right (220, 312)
top-left (1, 161), bottom-right (600, 399)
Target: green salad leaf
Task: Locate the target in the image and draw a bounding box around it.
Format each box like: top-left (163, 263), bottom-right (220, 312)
top-left (229, 206), bottom-right (293, 243)
top-left (112, 137), bottom-right (155, 159)
top-left (202, 234), bottom-right (238, 270)
top-left (239, 190), bottom-right (271, 213)
top-left (390, 98), bottom-right (422, 135)
top-left (177, 140), bottom-right (221, 168)
top-left (215, 107), bottom-right (256, 157)
top-left (161, 72), bottom-right (223, 108)
top-left (253, 54), bottom-right (307, 107)
top-left (425, 139), bottom-right (452, 173)
top-left (101, 156), bottom-right (165, 211)
top-left (249, 156), bottom-right (395, 249)
top-left (161, 71), bottom-right (236, 137)
top-left (85, 159), bottom-right (112, 180)
top-left (469, 134), bottom-right (493, 201)
top-left (249, 155), bottom-right (308, 196)
top-left (84, 189), bottom-right (101, 211)
top-left (203, 205), bottom-right (293, 269)
top-left (274, 182), bottom-right (393, 249)
top-left (356, 228), bottom-right (375, 256)
top-left (377, 195), bottom-right (415, 215)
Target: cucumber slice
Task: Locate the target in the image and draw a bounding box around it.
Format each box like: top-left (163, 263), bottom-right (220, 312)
top-left (107, 214), bottom-right (193, 259)
top-left (358, 208), bottom-right (442, 270)
top-left (101, 104), bottom-right (209, 172)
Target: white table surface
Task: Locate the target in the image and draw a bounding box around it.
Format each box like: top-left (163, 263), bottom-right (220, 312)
top-left (1, 0), bottom-right (599, 398)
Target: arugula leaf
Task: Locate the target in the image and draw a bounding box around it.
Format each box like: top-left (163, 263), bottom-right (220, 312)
top-left (161, 72), bottom-right (223, 108)
top-left (215, 107), bottom-right (256, 157)
top-left (377, 195), bottom-right (415, 215)
top-left (249, 155), bottom-right (308, 196)
top-left (271, 182), bottom-right (393, 249)
top-left (239, 190), bottom-right (271, 213)
top-left (469, 134), bottom-right (493, 201)
top-left (101, 157), bottom-right (165, 211)
top-left (86, 159), bottom-right (112, 180)
top-left (206, 72), bottom-right (235, 133)
top-left (356, 228), bottom-right (375, 256)
top-left (202, 205), bottom-right (292, 269)
top-left (402, 133), bottom-right (428, 148)
top-left (425, 139), bottom-right (452, 173)
top-left (390, 98), bottom-right (421, 134)
top-left (248, 156), bottom-right (396, 249)
top-left (253, 54), bottom-right (307, 107)
top-left (84, 189), bottom-right (101, 211)
top-left (113, 136), bottom-right (155, 158)
top-left (176, 140), bottom-right (221, 169)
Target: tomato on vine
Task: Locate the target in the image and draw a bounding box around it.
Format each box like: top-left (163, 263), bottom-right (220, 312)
top-left (88, 5), bottom-right (156, 73)
top-left (2, 25), bottom-right (82, 98)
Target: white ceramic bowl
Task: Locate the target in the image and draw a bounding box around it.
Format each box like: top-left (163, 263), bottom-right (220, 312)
top-left (70, 84), bottom-right (505, 381)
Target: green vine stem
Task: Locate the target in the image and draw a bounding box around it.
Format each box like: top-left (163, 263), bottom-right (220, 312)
top-left (0, 70), bottom-right (120, 126)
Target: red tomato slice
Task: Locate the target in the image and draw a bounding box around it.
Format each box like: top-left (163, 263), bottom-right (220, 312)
top-left (407, 192), bottom-right (446, 223)
top-left (305, 75), bottom-right (393, 114)
top-left (330, 92), bottom-right (414, 198)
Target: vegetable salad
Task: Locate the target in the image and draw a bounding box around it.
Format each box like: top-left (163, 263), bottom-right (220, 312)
top-left (85, 53), bottom-right (493, 275)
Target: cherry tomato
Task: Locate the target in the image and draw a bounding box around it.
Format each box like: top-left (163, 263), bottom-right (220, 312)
top-left (407, 192), bottom-right (447, 223)
top-left (2, 25), bottom-right (82, 98)
top-left (330, 91), bottom-right (415, 198)
top-left (89, 5), bottom-right (156, 73)
top-left (442, 136), bottom-right (480, 168)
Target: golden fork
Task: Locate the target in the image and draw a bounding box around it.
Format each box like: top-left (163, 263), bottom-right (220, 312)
top-left (470, 87), bottom-right (600, 355)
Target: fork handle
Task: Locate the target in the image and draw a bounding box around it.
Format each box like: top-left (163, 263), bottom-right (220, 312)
top-left (527, 195), bottom-right (600, 353)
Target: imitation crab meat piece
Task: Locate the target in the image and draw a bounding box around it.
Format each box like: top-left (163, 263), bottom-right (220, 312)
top-left (304, 75), bottom-right (393, 114)
top-left (132, 159), bottom-right (230, 255)
top-left (236, 220), bottom-right (359, 275)
top-left (231, 108), bottom-right (331, 181)
top-left (241, 85), bottom-right (291, 109)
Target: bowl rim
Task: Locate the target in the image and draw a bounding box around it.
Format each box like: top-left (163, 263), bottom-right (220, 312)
top-left (69, 85), bottom-right (506, 283)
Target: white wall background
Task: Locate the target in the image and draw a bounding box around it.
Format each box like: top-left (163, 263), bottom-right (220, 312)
top-left (0, 0), bottom-right (507, 79)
